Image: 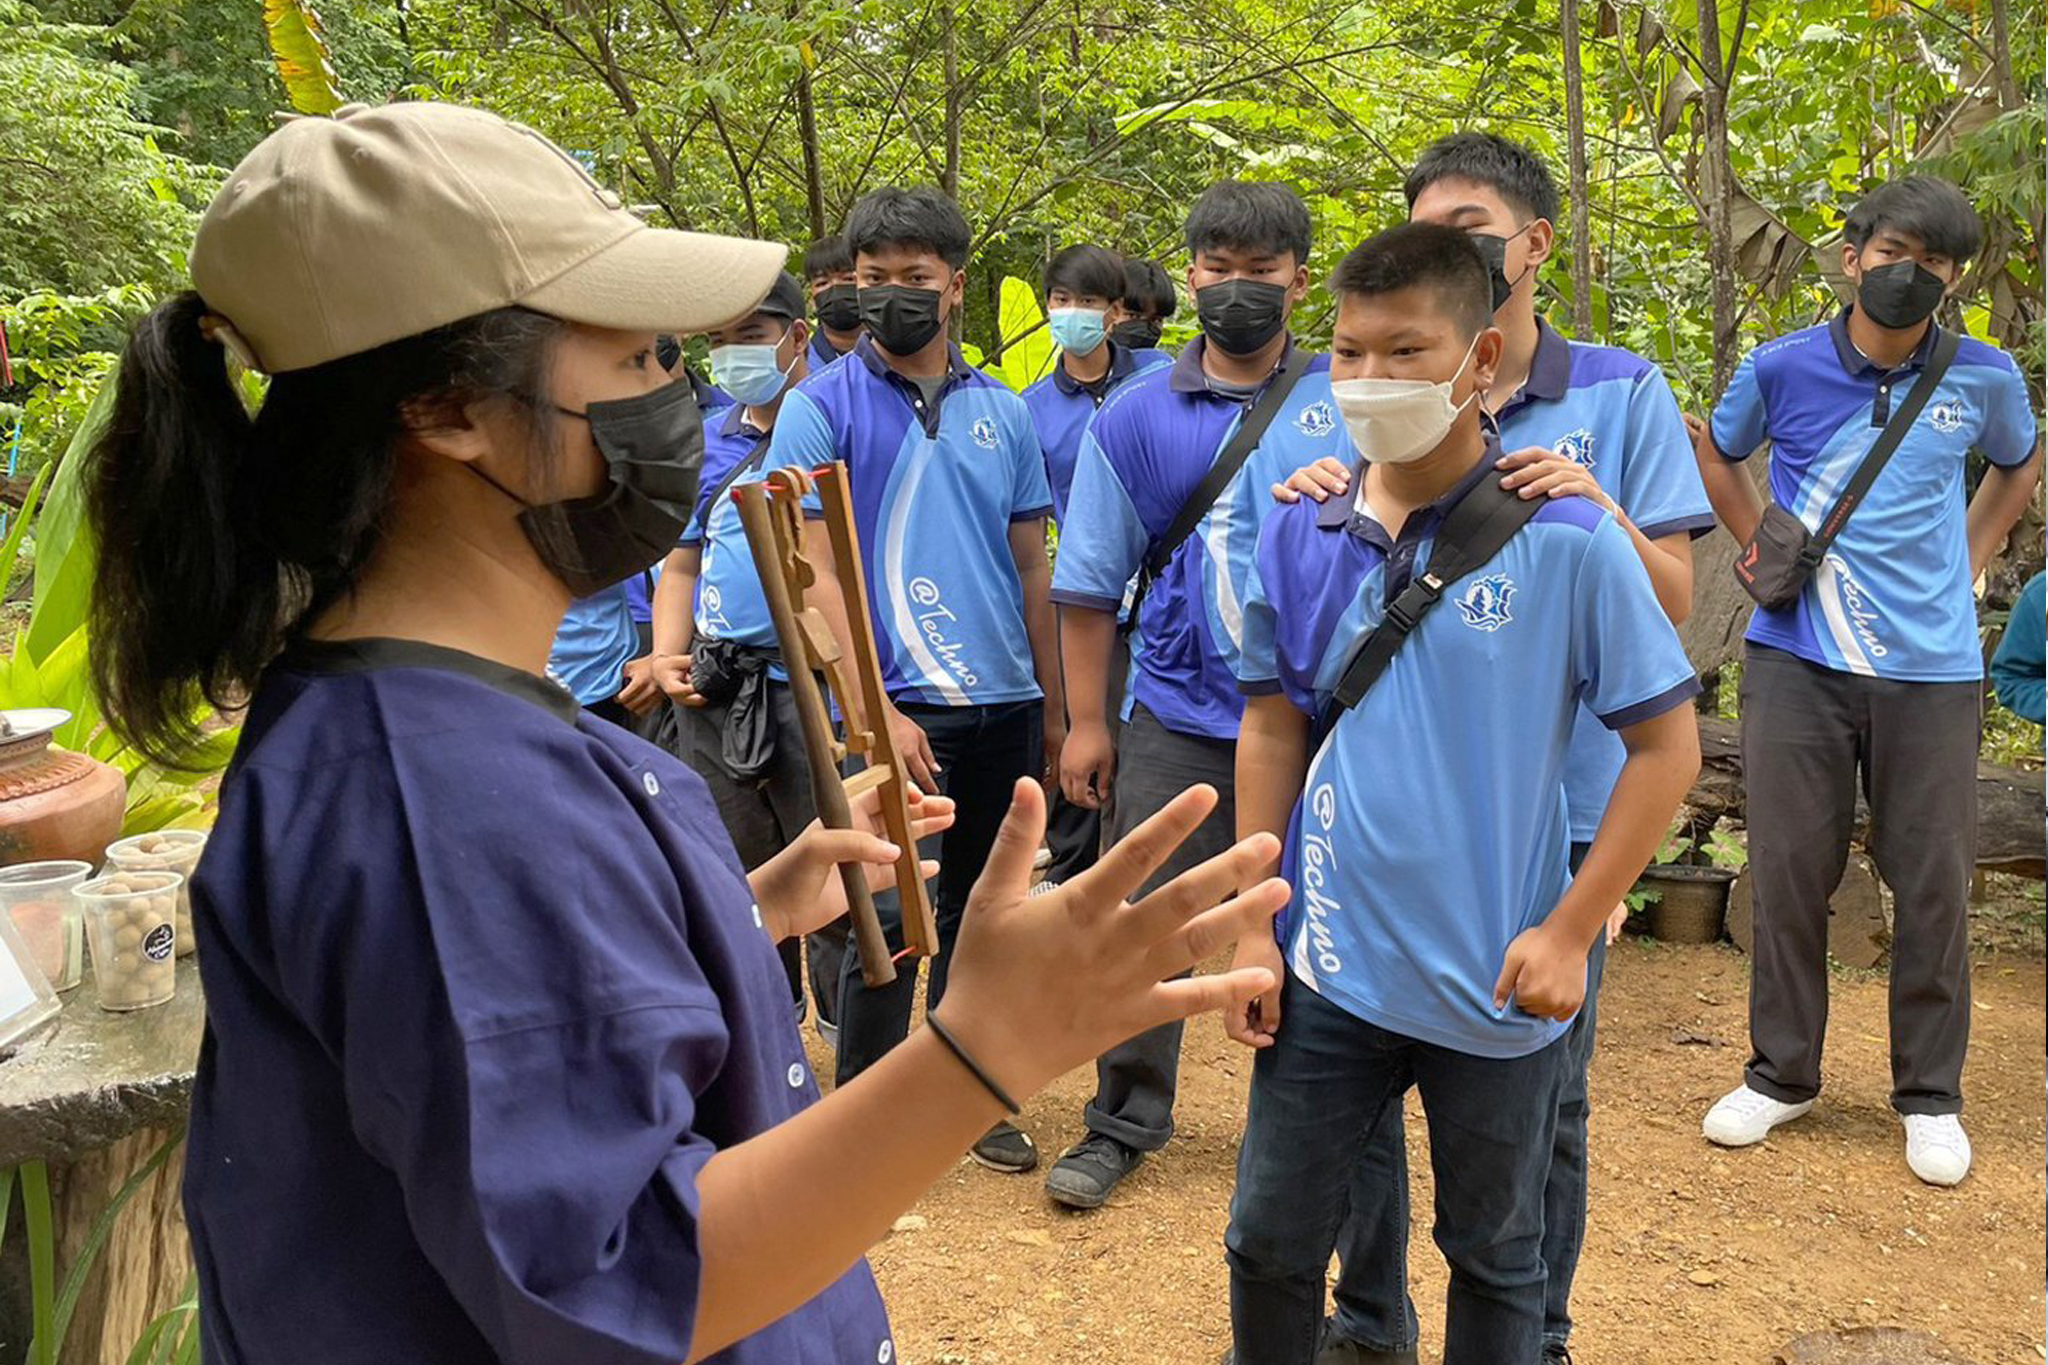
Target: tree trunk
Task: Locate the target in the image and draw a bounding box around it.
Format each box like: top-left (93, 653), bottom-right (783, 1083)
top-left (940, 0), bottom-right (961, 202)
top-left (792, 0), bottom-right (827, 239)
top-left (1696, 0), bottom-right (1738, 400)
top-left (1989, 0), bottom-right (2020, 110)
top-left (1561, 0), bottom-right (1595, 338)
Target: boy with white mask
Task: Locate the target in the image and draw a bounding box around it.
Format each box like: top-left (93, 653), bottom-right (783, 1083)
top-left (1224, 223), bottom-right (1700, 1365)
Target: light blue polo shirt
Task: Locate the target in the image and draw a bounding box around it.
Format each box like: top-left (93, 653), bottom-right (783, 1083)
top-left (1240, 444), bottom-right (1700, 1058)
top-left (1712, 309), bottom-right (2038, 681)
top-left (548, 581), bottom-right (639, 708)
top-left (1499, 320), bottom-right (1715, 843)
top-left (1051, 337), bottom-right (1348, 741)
top-left (1023, 342), bottom-right (1173, 523)
top-left (765, 337), bottom-right (1053, 707)
top-left (680, 404), bottom-right (781, 672)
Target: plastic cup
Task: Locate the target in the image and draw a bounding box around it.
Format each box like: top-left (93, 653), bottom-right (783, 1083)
top-left (74, 872), bottom-right (181, 1011)
top-left (104, 830), bottom-right (207, 959)
top-left (0, 861), bottom-right (91, 991)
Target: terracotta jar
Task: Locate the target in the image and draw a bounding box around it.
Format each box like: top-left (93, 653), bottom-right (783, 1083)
top-left (0, 709), bottom-right (126, 869)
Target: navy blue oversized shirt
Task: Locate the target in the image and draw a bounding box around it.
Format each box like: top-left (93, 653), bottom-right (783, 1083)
top-left (185, 638), bottom-right (893, 1365)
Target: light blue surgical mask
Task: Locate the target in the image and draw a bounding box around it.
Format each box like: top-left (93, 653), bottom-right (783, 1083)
top-left (1048, 307), bottom-right (1109, 356)
top-left (710, 332), bottom-right (795, 407)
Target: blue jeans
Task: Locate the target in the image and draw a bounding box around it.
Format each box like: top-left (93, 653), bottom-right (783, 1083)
top-left (1332, 844), bottom-right (1601, 1353)
top-left (1227, 975), bottom-right (1567, 1365)
top-left (832, 699), bottom-right (1042, 1086)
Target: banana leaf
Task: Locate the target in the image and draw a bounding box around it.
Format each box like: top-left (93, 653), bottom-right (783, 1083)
top-left (263, 0), bottom-right (346, 116)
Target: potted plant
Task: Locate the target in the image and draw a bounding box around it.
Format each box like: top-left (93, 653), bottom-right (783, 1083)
top-left (1631, 820), bottom-right (1746, 944)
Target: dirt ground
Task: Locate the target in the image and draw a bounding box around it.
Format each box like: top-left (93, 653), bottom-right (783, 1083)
top-left (812, 922), bottom-right (2048, 1365)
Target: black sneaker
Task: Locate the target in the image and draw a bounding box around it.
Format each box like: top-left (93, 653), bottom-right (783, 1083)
top-left (1317, 1318), bottom-right (1420, 1365)
top-left (1045, 1131), bottom-right (1144, 1209)
top-left (969, 1121), bottom-right (1038, 1173)
top-left (1541, 1346), bottom-right (1574, 1365)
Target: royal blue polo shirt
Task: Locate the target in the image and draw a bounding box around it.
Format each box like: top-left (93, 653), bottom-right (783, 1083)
top-left (1712, 309), bottom-right (2038, 681)
top-left (807, 330), bottom-right (857, 372)
top-left (549, 581), bottom-right (639, 707)
top-left (765, 335), bottom-right (1053, 707)
top-left (185, 638), bottom-right (895, 1365)
top-left (1498, 319), bottom-right (1715, 843)
top-left (1051, 336), bottom-right (1347, 741)
top-left (1022, 342), bottom-right (1174, 522)
top-left (682, 405), bottom-right (782, 672)
top-left (1240, 443), bottom-right (1700, 1058)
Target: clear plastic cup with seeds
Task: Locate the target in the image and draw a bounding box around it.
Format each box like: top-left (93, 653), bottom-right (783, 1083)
top-left (74, 871), bottom-right (181, 1011)
top-left (104, 830), bottom-right (207, 959)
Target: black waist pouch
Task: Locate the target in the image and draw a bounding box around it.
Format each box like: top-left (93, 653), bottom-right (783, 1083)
top-left (1733, 503), bottom-right (1822, 611)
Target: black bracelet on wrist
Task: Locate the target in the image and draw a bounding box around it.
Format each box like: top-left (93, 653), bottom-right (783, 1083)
top-left (924, 1013), bottom-right (1021, 1115)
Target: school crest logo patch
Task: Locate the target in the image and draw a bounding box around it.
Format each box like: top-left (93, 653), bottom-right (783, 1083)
top-left (1553, 427), bottom-right (1596, 469)
top-left (1295, 400), bottom-right (1337, 438)
top-left (1455, 573), bottom-right (1517, 632)
top-left (971, 416), bottom-right (1001, 449)
top-left (1926, 400), bottom-right (1966, 435)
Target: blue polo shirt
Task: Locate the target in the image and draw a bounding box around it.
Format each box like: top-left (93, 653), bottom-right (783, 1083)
top-left (1051, 337), bottom-right (1347, 741)
top-left (549, 582), bottom-right (639, 708)
top-left (1023, 343), bottom-right (1174, 522)
top-left (682, 405), bottom-right (781, 670)
top-left (764, 336), bottom-right (1052, 707)
top-left (1498, 320), bottom-right (1715, 843)
top-left (1712, 310), bottom-right (2038, 681)
top-left (1240, 445), bottom-right (1700, 1058)
top-left (807, 330), bottom-right (856, 373)
top-left (185, 638), bottom-right (894, 1365)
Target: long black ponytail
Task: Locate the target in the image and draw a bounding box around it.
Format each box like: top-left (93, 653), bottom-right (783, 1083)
top-left (87, 293), bottom-right (564, 766)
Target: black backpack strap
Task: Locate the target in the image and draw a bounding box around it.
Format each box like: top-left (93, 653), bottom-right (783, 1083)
top-left (1123, 348), bottom-right (1314, 630)
top-left (701, 429), bottom-right (776, 530)
top-left (1317, 468), bottom-right (1544, 735)
top-left (1804, 326), bottom-right (1961, 565)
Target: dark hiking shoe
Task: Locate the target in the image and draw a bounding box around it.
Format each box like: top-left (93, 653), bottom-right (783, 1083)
top-left (1045, 1132), bottom-right (1144, 1209)
top-left (1218, 1318), bottom-right (1417, 1365)
top-left (969, 1121), bottom-right (1038, 1173)
top-left (1542, 1346), bottom-right (1575, 1365)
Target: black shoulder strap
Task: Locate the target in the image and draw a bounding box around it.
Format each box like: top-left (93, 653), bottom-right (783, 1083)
top-left (1806, 327), bottom-right (1961, 561)
top-left (1125, 349), bottom-right (1314, 626)
top-left (1317, 468), bottom-right (1544, 733)
top-left (703, 428), bottom-right (776, 525)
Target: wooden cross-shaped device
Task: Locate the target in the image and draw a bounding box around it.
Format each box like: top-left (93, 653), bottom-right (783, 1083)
top-left (732, 462), bottom-right (938, 987)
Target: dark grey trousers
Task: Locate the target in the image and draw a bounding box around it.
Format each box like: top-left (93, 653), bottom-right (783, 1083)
top-left (1739, 644), bottom-right (1981, 1115)
top-left (674, 684), bottom-right (849, 1021)
top-left (1084, 703), bottom-right (1238, 1151)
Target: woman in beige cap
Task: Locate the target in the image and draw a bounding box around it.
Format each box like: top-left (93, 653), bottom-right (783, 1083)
top-left (81, 100), bottom-right (1285, 1364)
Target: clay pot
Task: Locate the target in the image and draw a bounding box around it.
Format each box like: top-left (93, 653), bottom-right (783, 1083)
top-left (0, 710), bottom-right (126, 870)
top-left (1635, 864), bottom-right (1736, 944)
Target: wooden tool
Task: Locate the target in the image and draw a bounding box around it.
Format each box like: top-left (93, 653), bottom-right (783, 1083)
top-left (732, 462), bottom-right (939, 987)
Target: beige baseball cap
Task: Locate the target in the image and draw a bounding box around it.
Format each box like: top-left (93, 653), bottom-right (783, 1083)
top-left (190, 101), bottom-right (787, 373)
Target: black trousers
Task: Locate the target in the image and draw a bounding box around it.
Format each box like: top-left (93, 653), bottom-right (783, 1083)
top-left (1082, 703), bottom-right (1237, 1150)
top-left (673, 685), bottom-right (849, 1021)
top-left (833, 699), bottom-right (1044, 1085)
top-left (1739, 644), bottom-right (1981, 1115)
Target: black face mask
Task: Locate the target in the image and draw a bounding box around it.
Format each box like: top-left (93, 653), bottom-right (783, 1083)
top-left (496, 380), bottom-right (704, 597)
top-left (859, 284), bottom-right (946, 356)
top-left (1857, 260), bottom-right (1947, 330)
top-left (815, 283), bottom-right (862, 334)
top-left (1468, 233), bottom-right (1517, 313)
top-left (1195, 278), bottom-right (1289, 356)
top-left (1111, 318), bottom-right (1164, 350)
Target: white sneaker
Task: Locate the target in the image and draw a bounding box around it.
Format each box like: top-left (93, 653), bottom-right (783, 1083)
top-left (1702, 1084), bottom-right (1814, 1146)
top-left (1903, 1113), bottom-right (1971, 1186)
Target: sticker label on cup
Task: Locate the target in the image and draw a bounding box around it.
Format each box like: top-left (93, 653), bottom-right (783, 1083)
top-left (143, 925), bottom-right (175, 963)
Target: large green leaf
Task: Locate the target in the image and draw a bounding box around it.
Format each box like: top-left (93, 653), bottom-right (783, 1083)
top-left (989, 276), bottom-right (1054, 393)
top-left (263, 0), bottom-right (346, 117)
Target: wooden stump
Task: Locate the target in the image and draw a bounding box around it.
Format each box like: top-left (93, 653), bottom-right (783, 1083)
top-left (50, 1124), bottom-right (190, 1365)
top-left (1726, 852), bottom-right (1889, 969)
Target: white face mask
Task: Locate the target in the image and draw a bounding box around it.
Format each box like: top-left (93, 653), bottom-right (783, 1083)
top-left (1330, 333), bottom-right (1482, 466)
